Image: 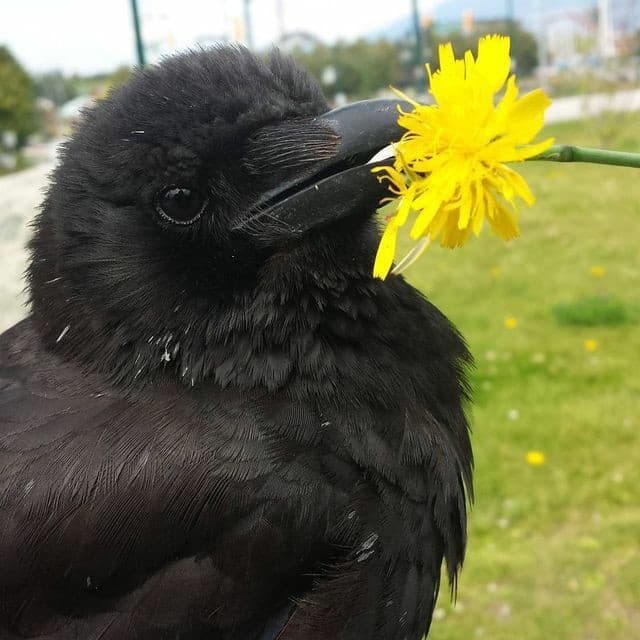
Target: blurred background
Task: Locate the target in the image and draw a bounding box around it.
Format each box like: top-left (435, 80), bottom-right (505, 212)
top-left (1, 1), bottom-right (639, 638)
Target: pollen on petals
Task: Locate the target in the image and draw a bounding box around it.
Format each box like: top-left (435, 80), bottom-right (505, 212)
top-left (372, 34), bottom-right (553, 280)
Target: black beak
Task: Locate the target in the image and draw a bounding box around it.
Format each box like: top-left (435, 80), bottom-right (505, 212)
top-left (234, 99), bottom-right (409, 244)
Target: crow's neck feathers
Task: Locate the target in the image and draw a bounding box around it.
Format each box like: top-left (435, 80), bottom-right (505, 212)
top-left (29, 215), bottom-right (383, 393)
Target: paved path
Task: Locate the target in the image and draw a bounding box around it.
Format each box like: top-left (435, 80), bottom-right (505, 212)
top-left (546, 87), bottom-right (640, 123)
top-left (0, 162), bottom-right (52, 331)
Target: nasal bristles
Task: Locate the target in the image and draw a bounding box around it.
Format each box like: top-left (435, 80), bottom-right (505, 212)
top-left (242, 118), bottom-right (339, 177)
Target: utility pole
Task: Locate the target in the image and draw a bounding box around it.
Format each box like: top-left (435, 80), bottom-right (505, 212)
top-left (598, 0), bottom-right (616, 58)
top-left (411, 0), bottom-right (424, 90)
top-left (130, 0), bottom-right (146, 66)
top-left (506, 0), bottom-right (515, 39)
top-left (243, 0), bottom-right (254, 49)
top-left (506, 0), bottom-right (516, 70)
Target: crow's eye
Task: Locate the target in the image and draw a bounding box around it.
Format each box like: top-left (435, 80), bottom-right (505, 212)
top-left (154, 186), bottom-right (207, 225)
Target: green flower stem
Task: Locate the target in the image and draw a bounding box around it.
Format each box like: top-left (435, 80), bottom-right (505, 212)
top-left (532, 145), bottom-right (640, 168)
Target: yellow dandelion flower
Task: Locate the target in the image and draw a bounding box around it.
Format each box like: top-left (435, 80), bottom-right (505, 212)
top-left (584, 339), bottom-right (598, 351)
top-left (590, 265), bottom-right (605, 277)
top-left (504, 316), bottom-right (518, 329)
top-left (526, 451), bottom-right (546, 466)
top-left (373, 34), bottom-right (553, 279)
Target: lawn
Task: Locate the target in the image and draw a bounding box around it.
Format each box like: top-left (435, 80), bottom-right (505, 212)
top-left (407, 115), bottom-right (640, 638)
top-left (0, 114), bottom-right (638, 638)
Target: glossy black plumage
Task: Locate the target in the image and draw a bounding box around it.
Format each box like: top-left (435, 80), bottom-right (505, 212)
top-left (0, 46), bottom-right (472, 639)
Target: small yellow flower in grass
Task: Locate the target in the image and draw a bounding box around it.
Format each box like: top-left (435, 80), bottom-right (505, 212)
top-left (504, 316), bottom-right (518, 329)
top-left (373, 34), bottom-right (553, 279)
top-left (584, 339), bottom-right (598, 351)
top-left (590, 265), bottom-right (605, 277)
top-left (490, 266), bottom-right (502, 278)
top-left (526, 450), bottom-right (546, 466)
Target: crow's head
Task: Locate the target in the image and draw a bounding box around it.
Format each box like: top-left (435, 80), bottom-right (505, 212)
top-left (29, 47), bottom-right (406, 387)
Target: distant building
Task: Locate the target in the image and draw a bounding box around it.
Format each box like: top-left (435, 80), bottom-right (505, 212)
top-left (367, 0), bottom-right (638, 72)
top-left (543, 11), bottom-right (598, 67)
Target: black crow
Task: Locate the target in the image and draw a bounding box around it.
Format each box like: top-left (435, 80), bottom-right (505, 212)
top-left (0, 47), bottom-right (472, 639)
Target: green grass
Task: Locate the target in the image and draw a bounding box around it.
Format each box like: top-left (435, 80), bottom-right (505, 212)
top-left (553, 295), bottom-right (633, 327)
top-left (396, 115), bottom-right (640, 638)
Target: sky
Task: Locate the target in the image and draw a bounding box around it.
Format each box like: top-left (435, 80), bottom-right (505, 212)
top-left (1, 0), bottom-right (600, 75)
top-left (1, 0), bottom-right (443, 75)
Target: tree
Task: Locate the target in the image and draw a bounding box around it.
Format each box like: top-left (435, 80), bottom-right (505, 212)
top-left (434, 21), bottom-right (539, 76)
top-left (0, 46), bottom-right (37, 147)
top-left (34, 71), bottom-right (78, 106)
top-left (106, 65), bottom-right (133, 91)
top-left (289, 38), bottom-right (406, 99)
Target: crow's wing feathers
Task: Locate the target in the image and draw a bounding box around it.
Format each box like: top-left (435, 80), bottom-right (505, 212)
top-left (0, 320), bottom-right (293, 637)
